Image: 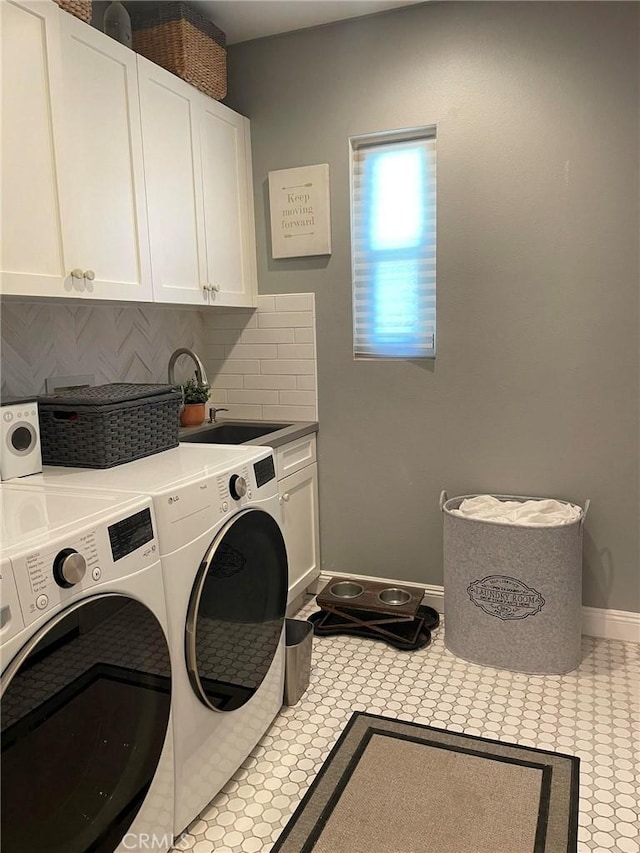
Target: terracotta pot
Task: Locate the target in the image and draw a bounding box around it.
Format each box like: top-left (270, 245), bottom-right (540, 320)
top-left (180, 403), bottom-right (206, 427)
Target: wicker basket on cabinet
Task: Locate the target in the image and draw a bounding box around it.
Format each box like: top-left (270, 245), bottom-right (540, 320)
top-left (52, 0), bottom-right (92, 23)
top-left (130, 1), bottom-right (227, 100)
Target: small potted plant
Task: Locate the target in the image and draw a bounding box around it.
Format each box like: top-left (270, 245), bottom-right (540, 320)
top-left (180, 378), bottom-right (210, 427)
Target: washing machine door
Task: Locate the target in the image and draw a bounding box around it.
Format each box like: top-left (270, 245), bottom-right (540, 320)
top-left (0, 595), bottom-right (172, 853)
top-left (186, 507), bottom-right (288, 712)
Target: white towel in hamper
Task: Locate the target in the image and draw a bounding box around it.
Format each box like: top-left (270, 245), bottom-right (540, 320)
top-left (451, 494), bottom-right (582, 526)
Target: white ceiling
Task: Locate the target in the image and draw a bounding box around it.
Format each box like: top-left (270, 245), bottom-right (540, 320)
top-left (189, 0), bottom-right (426, 45)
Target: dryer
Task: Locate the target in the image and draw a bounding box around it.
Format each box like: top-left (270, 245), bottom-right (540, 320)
top-left (22, 444), bottom-right (289, 836)
top-left (0, 483), bottom-right (174, 853)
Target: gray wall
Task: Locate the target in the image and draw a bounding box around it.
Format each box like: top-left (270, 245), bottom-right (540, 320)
top-left (226, 1), bottom-right (640, 612)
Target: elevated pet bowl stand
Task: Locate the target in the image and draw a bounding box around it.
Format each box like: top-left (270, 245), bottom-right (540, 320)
top-left (312, 577), bottom-right (437, 650)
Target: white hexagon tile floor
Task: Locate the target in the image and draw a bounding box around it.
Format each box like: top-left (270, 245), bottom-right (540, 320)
top-left (172, 598), bottom-right (640, 853)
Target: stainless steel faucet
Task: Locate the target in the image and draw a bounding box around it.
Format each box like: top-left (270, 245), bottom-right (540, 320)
top-left (167, 348), bottom-right (209, 387)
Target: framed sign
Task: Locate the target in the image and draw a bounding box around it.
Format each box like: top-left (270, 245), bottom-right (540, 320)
top-left (268, 164), bottom-right (331, 258)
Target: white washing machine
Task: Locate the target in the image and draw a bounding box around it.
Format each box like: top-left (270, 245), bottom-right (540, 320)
top-left (22, 444), bottom-right (289, 836)
top-left (0, 483), bottom-right (175, 853)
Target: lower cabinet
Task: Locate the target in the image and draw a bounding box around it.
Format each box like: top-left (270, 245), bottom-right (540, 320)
top-left (275, 434), bottom-right (320, 601)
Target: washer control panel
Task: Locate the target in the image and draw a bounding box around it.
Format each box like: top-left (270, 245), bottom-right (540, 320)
top-left (218, 463), bottom-right (254, 510)
top-left (10, 500), bottom-right (158, 626)
top-left (154, 452), bottom-right (278, 553)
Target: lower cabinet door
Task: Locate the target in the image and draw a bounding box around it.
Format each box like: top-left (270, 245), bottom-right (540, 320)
top-left (279, 462), bottom-right (320, 596)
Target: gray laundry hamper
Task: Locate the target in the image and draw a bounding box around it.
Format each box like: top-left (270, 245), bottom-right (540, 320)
top-left (440, 492), bottom-right (589, 675)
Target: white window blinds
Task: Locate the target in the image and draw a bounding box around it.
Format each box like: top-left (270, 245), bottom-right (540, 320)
top-left (350, 127), bottom-right (436, 359)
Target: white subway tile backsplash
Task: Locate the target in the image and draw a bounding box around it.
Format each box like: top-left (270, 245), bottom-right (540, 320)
top-left (204, 312), bottom-right (258, 329)
top-left (228, 389), bottom-right (279, 405)
top-left (209, 359), bottom-right (260, 375)
top-left (262, 404), bottom-right (317, 421)
top-left (276, 343), bottom-right (314, 360)
top-left (1, 297), bottom-right (318, 425)
top-left (211, 374), bottom-right (244, 389)
top-left (203, 344), bottom-right (227, 361)
top-left (256, 295), bottom-right (276, 313)
top-left (294, 327), bottom-right (314, 343)
top-left (225, 343), bottom-right (278, 360)
top-left (260, 360), bottom-right (315, 375)
top-left (204, 328), bottom-right (244, 346)
top-left (202, 294), bottom-right (317, 421)
top-left (296, 375), bottom-right (316, 390)
top-left (221, 403), bottom-right (263, 419)
top-left (258, 311), bottom-right (312, 329)
top-left (241, 327), bottom-right (296, 345)
top-left (275, 293), bottom-right (314, 312)
top-left (243, 375), bottom-right (297, 390)
top-left (278, 390), bottom-right (316, 407)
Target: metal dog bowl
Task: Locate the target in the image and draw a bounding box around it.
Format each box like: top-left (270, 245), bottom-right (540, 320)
top-left (329, 581), bottom-right (364, 599)
top-left (378, 588), bottom-right (412, 606)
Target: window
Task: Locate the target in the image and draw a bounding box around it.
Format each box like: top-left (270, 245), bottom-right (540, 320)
top-left (350, 127), bottom-right (436, 359)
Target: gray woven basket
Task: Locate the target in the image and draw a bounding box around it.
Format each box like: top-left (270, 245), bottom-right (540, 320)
top-left (441, 491), bottom-right (589, 675)
top-left (38, 383), bottom-right (181, 469)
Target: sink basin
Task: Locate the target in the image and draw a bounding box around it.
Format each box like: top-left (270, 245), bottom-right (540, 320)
top-left (180, 422), bottom-right (292, 445)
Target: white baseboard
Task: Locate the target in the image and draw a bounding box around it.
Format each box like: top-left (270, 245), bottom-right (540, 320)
top-left (581, 606), bottom-right (640, 643)
top-left (287, 567), bottom-right (322, 608)
top-left (311, 571), bottom-right (640, 644)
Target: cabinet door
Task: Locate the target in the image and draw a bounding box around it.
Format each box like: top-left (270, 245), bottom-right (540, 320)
top-left (280, 462), bottom-right (321, 598)
top-left (57, 12), bottom-right (152, 301)
top-left (137, 57), bottom-right (208, 306)
top-left (1, 0), bottom-right (70, 297)
top-left (199, 98), bottom-right (257, 307)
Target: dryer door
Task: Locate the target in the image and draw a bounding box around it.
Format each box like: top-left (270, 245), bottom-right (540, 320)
top-left (186, 508), bottom-right (288, 712)
top-left (0, 595), bottom-right (172, 853)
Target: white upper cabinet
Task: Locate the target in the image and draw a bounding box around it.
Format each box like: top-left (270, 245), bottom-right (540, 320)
top-left (137, 57), bottom-right (208, 306)
top-left (2, 2), bottom-right (256, 307)
top-left (199, 97), bottom-right (257, 307)
top-left (58, 12), bottom-right (152, 301)
top-left (1, 0), bottom-right (69, 297)
top-left (138, 56), bottom-right (257, 307)
top-left (138, 56), bottom-right (208, 305)
top-left (1, 2), bottom-right (152, 301)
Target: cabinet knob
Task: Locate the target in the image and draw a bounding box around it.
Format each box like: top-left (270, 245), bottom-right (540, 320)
top-left (212, 283), bottom-right (221, 292)
top-left (70, 268), bottom-right (84, 279)
top-left (84, 269), bottom-right (95, 281)
top-left (280, 492), bottom-right (290, 504)
top-left (202, 284), bottom-right (211, 293)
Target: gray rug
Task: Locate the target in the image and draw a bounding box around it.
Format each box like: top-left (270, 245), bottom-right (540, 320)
top-left (272, 712), bottom-right (579, 853)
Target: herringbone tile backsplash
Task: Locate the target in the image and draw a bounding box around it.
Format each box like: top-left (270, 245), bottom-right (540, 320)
top-left (1, 302), bottom-right (207, 397)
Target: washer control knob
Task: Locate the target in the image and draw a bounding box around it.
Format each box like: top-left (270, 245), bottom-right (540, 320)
top-left (229, 474), bottom-right (247, 500)
top-left (53, 549), bottom-right (87, 588)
